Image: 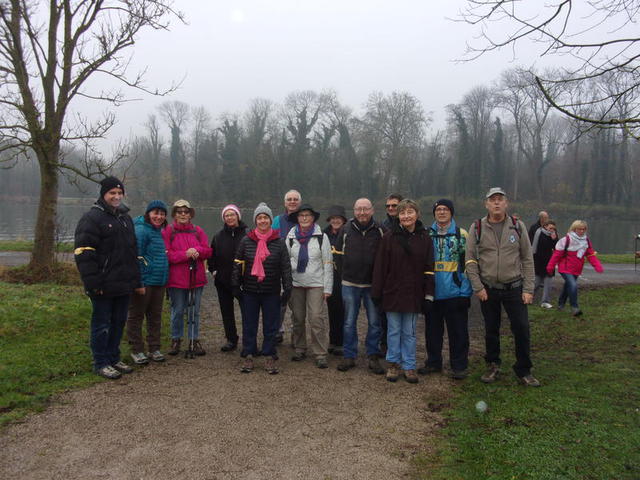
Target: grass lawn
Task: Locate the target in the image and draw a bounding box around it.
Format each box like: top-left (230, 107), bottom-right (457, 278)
top-left (0, 240), bottom-right (73, 252)
top-left (415, 285), bottom-right (640, 480)
top-left (598, 253), bottom-right (635, 264)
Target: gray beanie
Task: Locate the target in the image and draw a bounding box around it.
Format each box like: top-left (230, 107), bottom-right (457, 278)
top-left (253, 202), bottom-right (273, 224)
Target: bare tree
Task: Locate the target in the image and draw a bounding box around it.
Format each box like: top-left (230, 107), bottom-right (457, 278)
top-left (158, 100), bottom-right (189, 196)
top-left (459, 0), bottom-right (640, 129)
top-left (0, 0), bottom-right (182, 270)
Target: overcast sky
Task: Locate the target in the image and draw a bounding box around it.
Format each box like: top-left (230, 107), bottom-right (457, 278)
top-left (78, 0), bottom-right (556, 152)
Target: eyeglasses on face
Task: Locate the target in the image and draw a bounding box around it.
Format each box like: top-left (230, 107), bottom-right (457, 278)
top-left (175, 209), bottom-right (191, 215)
top-left (354, 207), bottom-right (371, 213)
top-left (298, 213), bottom-right (313, 218)
top-left (285, 197), bottom-right (300, 202)
top-left (385, 204), bottom-right (398, 209)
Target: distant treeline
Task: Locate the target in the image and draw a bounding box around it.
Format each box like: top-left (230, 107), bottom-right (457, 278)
top-left (2, 67), bottom-right (638, 207)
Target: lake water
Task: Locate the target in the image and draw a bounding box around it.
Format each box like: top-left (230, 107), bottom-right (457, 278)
top-left (2, 199), bottom-right (639, 254)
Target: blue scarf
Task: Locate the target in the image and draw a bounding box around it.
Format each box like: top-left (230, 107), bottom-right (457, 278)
top-left (295, 225), bottom-right (315, 273)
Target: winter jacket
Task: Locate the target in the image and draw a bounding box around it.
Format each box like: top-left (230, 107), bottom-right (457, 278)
top-left (465, 216), bottom-right (535, 294)
top-left (371, 221), bottom-right (435, 313)
top-left (285, 224), bottom-right (333, 294)
top-left (134, 216), bottom-right (169, 287)
top-left (532, 227), bottom-right (557, 277)
top-left (232, 229), bottom-right (293, 295)
top-left (382, 214), bottom-right (399, 231)
top-left (74, 199), bottom-right (141, 297)
top-left (162, 221), bottom-right (212, 289)
top-left (208, 221), bottom-right (248, 288)
top-left (429, 220), bottom-right (472, 301)
top-left (546, 235), bottom-right (603, 276)
top-left (273, 212), bottom-right (296, 239)
top-left (334, 219), bottom-right (386, 286)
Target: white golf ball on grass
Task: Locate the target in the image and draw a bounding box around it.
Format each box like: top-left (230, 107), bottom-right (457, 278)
top-left (475, 400), bottom-right (488, 413)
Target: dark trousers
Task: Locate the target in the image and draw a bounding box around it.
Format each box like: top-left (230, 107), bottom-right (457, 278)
top-left (425, 296), bottom-right (470, 371)
top-left (126, 285), bottom-right (165, 353)
top-left (215, 282), bottom-right (240, 344)
top-left (241, 292), bottom-right (280, 358)
top-left (480, 286), bottom-right (532, 377)
top-left (90, 294), bottom-right (130, 371)
top-left (327, 287), bottom-right (344, 347)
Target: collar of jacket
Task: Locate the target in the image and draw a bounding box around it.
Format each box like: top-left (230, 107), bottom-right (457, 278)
top-left (93, 198), bottom-right (130, 216)
top-left (430, 218), bottom-right (457, 235)
top-left (351, 218), bottom-right (377, 233)
top-left (248, 228), bottom-right (279, 242)
top-left (393, 219), bottom-right (425, 236)
top-left (223, 221), bottom-right (247, 234)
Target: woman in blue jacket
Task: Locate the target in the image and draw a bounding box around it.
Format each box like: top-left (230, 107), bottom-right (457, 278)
top-left (126, 200), bottom-right (170, 364)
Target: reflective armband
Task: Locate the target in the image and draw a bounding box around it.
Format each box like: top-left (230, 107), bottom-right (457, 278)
top-left (74, 247), bottom-right (96, 256)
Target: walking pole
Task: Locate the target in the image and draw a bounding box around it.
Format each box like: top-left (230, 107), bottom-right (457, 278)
top-left (185, 258), bottom-right (197, 359)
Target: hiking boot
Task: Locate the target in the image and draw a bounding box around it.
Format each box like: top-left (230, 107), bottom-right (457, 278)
top-left (265, 357), bottom-right (279, 375)
top-left (193, 339), bottom-right (206, 356)
top-left (541, 302), bottom-right (553, 309)
top-left (130, 352), bottom-right (149, 365)
top-left (368, 356), bottom-right (385, 375)
top-left (168, 338), bottom-right (181, 356)
top-left (316, 357), bottom-right (328, 369)
top-left (450, 369), bottom-right (469, 380)
top-left (96, 365), bottom-right (121, 379)
top-left (571, 308), bottom-right (583, 317)
top-left (112, 361), bottom-right (133, 374)
top-left (220, 342), bottom-right (237, 352)
top-left (275, 333), bottom-right (284, 344)
top-left (149, 350), bottom-right (165, 362)
top-left (240, 355), bottom-right (254, 373)
top-left (481, 363), bottom-right (500, 383)
top-left (417, 365), bottom-right (442, 375)
top-left (404, 369), bottom-right (419, 384)
top-left (291, 352), bottom-right (306, 362)
top-left (386, 363), bottom-right (400, 382)
top-left (337, 358), bottom-right (355, 372)
top-left (519, 374), bottom-right (541, 387)
top-left (330, 346), bottom-right (344, 357)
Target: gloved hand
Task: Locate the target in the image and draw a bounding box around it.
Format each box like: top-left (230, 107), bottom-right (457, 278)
top-left (280, 289), bottom-right (291, 306)
top-left (232, 287), bottom-right (243, 301)
top-left (371, 297), bottom-right (382, 308)
top-left (422, 298), bottom-right (433, 316)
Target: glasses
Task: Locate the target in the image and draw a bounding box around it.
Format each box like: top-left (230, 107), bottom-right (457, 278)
top-left (385, 204), bottom-right (399, 209)
top-left (285, 197), bottom-right (300, 202)
top-left (354, 207), bottom-right (371, 213)
top-left (298, 213), bottom-right (313, 218)
top-left (175, 209), bottom-right (191, 215)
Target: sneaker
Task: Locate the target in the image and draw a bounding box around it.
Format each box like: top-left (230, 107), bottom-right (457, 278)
top-left (541, 302), bottom-right (553, 309)
top-left (519, 374), bottom-right (541, 387)
top-left (220, 342), bottom-right (237, 352)
top-left (291, 352), bottom-right (306, 362)
top-left (192, 339), bottom-right (206, 356)
top-left (168, 338), bottom-right (181, 356)
top-left (112, 361), bottom-right (133, 374)
top-left (481, 363), bottom-right (500, 383)
top-left (417, 365), bottom-right (442, 375)
top-left (97, 365), bottom-right (121, 379)
top-left (240, 355), bottom-right (254, 373)
top-left (265, 357), bottom-right (279, 375)
top-left (386, 363), bottom-right (400, 382)
top-left (571, 308), bottom-right (583, 317)
top-left (404, 369), bottom-right (419, 384)
top-left (275, 333), bottom-right (284, 344)
top-left (337, 358), bottom-right (355, 372)
top-left (450, 369), bottom-right (469, 380)
top-left (557, 304), bottom-right (565, 311)
top-left (149, 350), bottom-right (165, 362)
top-left (368, 356), bottom-right (385, 375)
top-left (130, 352), bottom-right (149, 365)
top-left (316, 357), bottom-right (328, 369)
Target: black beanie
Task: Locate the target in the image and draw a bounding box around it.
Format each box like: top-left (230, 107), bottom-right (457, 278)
top-left (433, 198), bottom-right (454, 217)
top-left (99, 176), bottom-right (125, 198)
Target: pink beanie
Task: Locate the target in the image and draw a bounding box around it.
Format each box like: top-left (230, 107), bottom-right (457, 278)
top-left (221, 204), bottom-right (241, 221)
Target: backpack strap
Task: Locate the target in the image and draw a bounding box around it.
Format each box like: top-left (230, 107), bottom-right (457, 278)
top-left (509, 215), bottom-right (522, 238)
top-left (169, 224), bottom-right (201, 244)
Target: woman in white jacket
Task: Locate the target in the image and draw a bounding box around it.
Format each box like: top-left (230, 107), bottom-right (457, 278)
top-left (286, 204), bottom-right (333, 368)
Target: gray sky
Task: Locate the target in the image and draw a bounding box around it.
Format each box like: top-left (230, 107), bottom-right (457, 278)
top-left (78, 0), bottom-right (553, 152)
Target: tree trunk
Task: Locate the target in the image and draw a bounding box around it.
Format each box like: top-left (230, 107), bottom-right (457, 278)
top-left (29, 152), bottom-right (59, 270)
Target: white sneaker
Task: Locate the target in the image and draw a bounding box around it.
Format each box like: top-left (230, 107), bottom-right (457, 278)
top-left (131, 352), bottom-right (149, 365)
top-left (149, 350), bottom-right (165, 362)
top-left (541, 302), bottom-right (553, 309)
top-left (97, 366), bottom-right (121, 379)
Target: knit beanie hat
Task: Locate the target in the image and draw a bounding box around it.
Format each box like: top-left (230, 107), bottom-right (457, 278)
top-left (433, 198), bottom-right (454, 217)
top-left (100, 176), bottom-right (124, 198)
top-left (253, 202), bottom-right (273, 224)
top-left (145, 200), bottom-right (167, 214)
top-left (221, 204), bottom-right (241, 221)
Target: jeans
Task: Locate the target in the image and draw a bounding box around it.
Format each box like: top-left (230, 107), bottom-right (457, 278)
top-left (241, 292), bottom-right (280, 358)
top-left (480, 286), bottom-right (532, 377)
top-left (342, 285), bottom-right (382, 359)
top-left (168, 287), bottom-right (203, 340)
top-left (385, 312), bottom-right (417, 370)
top-left (425, 297), bottom-right (470, 371)
top-left (127, 285), bottom-right (165, 353)
top-left (90, 294), bottom-right (130, 371)
top-left (559, 273), bottom-right (579, 308)
top-left (215, 282), bottom-right (240, 345)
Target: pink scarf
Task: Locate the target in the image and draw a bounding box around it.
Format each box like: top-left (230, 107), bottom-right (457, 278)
top-left (251, 228), bottom-right (272, 282)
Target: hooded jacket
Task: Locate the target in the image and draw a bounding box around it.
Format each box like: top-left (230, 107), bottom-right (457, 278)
top-left (162, 221), bottom-right (212, 289)
top-left (286, 223), bottom-right (333, 294)
top-left (208, 221), bottom-right (248, 288)
top-left (429, 219), bottom-right (472, 300)
top-left (134, 215), bottom-right (169, 287)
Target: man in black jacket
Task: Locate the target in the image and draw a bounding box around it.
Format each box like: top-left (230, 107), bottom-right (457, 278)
top-left (74, 176), bottom-right (142, 379)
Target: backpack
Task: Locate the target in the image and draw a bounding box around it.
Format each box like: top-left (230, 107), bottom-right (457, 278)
top-left (289, 234), bottom-right (324, 249)
top-left (563, 235), bottom-right (592, 256)
top-left (474, 215), bottom-right (521, 243)
top-left (167, 224), bottom-right (201, 245)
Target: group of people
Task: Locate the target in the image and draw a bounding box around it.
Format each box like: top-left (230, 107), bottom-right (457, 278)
top-left (74, 177), bottom-right (602, 386)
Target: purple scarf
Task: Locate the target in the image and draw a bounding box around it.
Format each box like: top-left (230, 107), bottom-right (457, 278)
top-left (295, 225), bottom-right (315, 273)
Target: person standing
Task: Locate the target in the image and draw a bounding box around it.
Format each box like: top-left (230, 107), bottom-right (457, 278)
top-left (163, 200), bottom-right (212, 357)
top-left (421, 199), bottom-right (472, 379)
top-left (232, 203), bottom-right (292, 374)
top-left (127, 200), bottom-right (170, 365)
top-left (528, 210), bottom-right (549, 243)
top-left (74, 176), bottom-right (142, 379)
top-left (532, 219), bottom-right (558, 309)
top-left (381, 193), bottom-right (403, 230)
top-left (465, 187), bottom-right (540, 387)
top-left (286, 204), bottom-right (333, 368)
top-left (372, 199), bottom-right (434, 384)
top-left (208, 204), bottom-right (248, 352)
top-left (323, 205), bottom-right (347, 356)
top-left (334, 198), bottom-right (386, 374)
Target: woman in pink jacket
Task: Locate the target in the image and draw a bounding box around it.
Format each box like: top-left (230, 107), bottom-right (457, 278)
top-left (163, 199), bottom-right (212, 355)
top-left (547, 220), bottom-right (603, 317)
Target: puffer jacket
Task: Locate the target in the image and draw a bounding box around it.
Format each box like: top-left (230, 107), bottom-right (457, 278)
top-left (429, 219), bottom-right (472, 300)
top-left (162, 221), bottom-right (212, 289)
top-left (134, 216), bottom-right (169, 287)
top-left (74, 199), bottom-right (141, 297)
top-left (371, 221), bottom-right (435, 313)
top-left (286, 224), bottom-right (333, 294)
top-left (547, 235), bottom-right (603, 276)
top-left (208, 221), bottom-right (248, 288)
top-left (232, 229), bottom-right (292, 295)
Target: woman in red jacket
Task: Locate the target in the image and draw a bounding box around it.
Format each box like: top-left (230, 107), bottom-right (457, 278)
top-left (547, 220), bottom-right (603, 317)
top-left (163, 199), bottom-right (212, 356)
